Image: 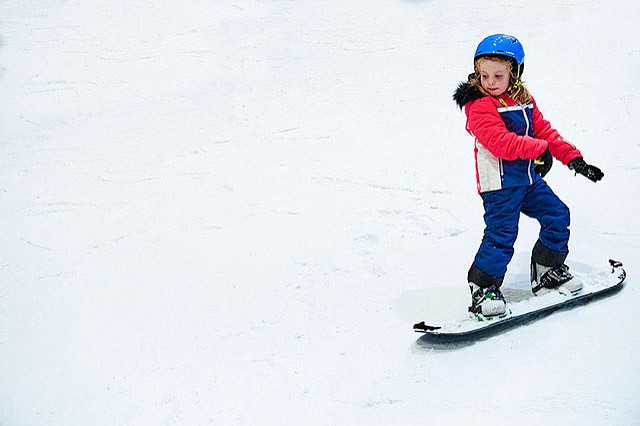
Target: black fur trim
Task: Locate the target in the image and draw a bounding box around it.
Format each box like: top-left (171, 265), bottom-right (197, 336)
top-left (453, 80), bottom-right (485, 109)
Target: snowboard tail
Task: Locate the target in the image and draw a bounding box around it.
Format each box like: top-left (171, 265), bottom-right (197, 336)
top-left (414, 260), bottom-right (626, 343)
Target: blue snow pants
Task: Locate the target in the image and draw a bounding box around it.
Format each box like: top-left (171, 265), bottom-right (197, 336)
top-left (472, 179), bottom-right (570, 282)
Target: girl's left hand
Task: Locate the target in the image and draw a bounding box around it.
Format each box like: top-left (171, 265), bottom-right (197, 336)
top-left (569, 158), bottom-right (604, 182)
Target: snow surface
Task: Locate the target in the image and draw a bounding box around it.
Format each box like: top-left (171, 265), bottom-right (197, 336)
top-left (1, 0), bottom-right (639, 425)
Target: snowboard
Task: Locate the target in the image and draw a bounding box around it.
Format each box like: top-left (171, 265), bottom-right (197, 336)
top-left (414, 259), bottom-right (626, 343)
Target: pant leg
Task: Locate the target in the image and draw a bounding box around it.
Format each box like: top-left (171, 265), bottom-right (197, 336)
top-left (470, 186), bottom-right (526, 286)
top-left (521, 179), bottom-right (570, 262)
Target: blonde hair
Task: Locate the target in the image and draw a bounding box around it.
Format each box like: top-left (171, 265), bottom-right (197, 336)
top-left (469, 56), bottom-right (532, 104)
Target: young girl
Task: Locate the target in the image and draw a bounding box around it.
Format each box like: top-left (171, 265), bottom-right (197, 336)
top-left (453, 34), bottom-right (604, 318)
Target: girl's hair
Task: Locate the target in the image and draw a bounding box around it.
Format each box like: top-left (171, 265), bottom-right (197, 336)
top-left (468, 56), bottom-right (532, 104)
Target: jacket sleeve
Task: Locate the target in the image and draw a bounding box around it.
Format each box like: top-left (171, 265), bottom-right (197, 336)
top-left (465, 97), bottom-right (547, 161)
top-left (531, 97), bottom-right (582, 165)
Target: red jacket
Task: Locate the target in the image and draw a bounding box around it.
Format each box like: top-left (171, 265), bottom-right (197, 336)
top-left (465, 94), bottom-right (582, 193)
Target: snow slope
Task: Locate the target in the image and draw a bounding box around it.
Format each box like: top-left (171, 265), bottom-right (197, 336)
top-left (1, 0), bottom-right (639, 424)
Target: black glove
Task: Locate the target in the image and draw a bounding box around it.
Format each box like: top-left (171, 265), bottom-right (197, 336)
top-left (534, 148), bottom-right (553, 177)
top-left (568, 158), bottom-right (604, 182)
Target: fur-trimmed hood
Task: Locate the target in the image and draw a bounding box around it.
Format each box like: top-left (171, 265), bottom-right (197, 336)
top-left (452, 79), bottom-right (485, 109)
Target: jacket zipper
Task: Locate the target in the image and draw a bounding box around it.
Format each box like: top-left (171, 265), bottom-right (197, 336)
top-left (521, 104), bottom-right (534, 184)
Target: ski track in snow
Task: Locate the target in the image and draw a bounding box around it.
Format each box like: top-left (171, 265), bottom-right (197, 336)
top-left (1, 1), bottom-right (640, 425)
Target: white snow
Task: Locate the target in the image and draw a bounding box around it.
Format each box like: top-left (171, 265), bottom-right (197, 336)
top-left (1, 0), bottom-right (639, 425)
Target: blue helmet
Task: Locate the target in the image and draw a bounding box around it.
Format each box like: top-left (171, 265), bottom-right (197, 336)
top-left (474, 34), bottom-right (525, 69)
top-left (474, 34), bottom-right (524, 64)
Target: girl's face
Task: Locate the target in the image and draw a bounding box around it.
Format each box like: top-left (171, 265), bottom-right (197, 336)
top-left (477, 58), bottom-right (511, 97)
